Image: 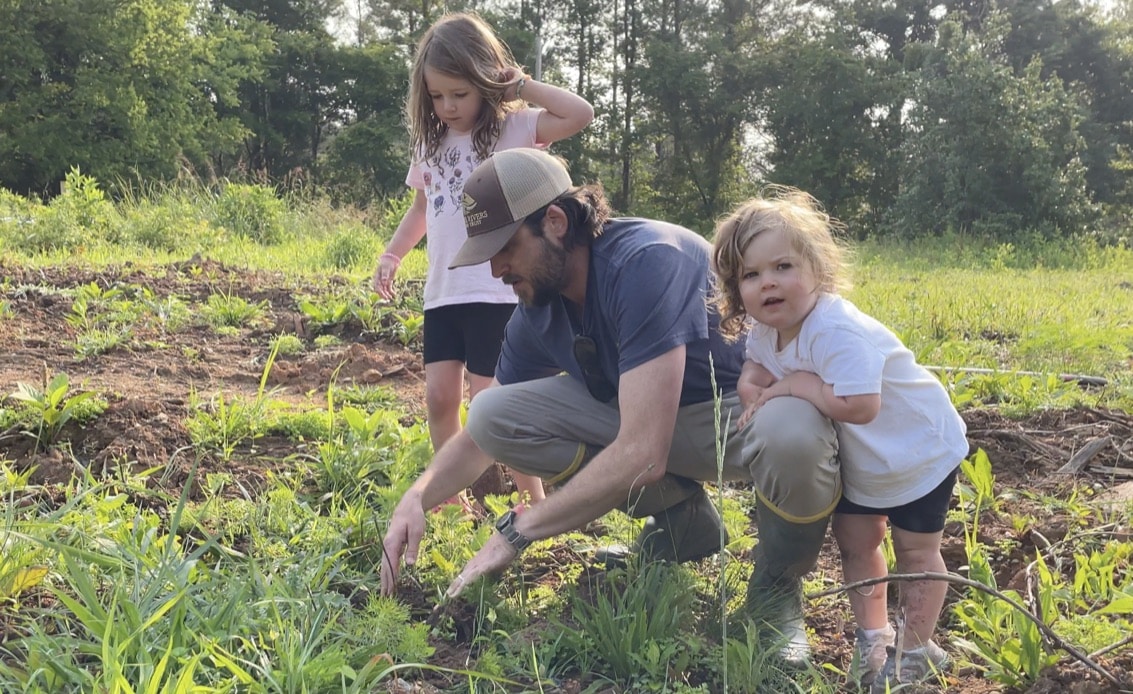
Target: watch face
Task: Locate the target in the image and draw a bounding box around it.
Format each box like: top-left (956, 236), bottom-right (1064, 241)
top-left (496, 510), bottom-right (516, 532)
top-left (496, 510), bottom-right (530, 552)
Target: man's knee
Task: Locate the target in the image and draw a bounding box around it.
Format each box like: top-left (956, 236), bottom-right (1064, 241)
top-left (753, 397), bottom-right (836, 465)
top-left (464, 386), bottom-right (515, 459)
top-left (745, 397), bottom-right (840, 518)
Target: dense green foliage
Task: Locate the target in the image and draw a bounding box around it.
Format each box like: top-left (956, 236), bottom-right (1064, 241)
top-left (1, 0), bottom-right (1131, 241)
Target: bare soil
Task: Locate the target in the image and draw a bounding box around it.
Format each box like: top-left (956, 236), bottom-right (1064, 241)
top-left (2, 260), bottom-right (1132, 693)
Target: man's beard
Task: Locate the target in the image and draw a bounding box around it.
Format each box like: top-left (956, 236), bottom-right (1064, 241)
top-left (523, 236), bottom-right (569, 307)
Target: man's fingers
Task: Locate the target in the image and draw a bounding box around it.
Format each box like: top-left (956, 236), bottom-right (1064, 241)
top-left (445, 572), bottom-right (467, 599)
top-left (380, 539), bottom-right (400, 595)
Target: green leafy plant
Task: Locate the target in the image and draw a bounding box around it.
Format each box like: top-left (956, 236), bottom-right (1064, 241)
top-left (200, 290), bottom-right (267, 329)
top-left (393, 312), bottom-right (424, 347)
top-left (719, 620), bottom-right (820, 693)
top-left (270, 333), bottom-right (305, 356)
top-left (952, 537), bottom-right (1062, 685)
top-left (298, 294), bottom-right (353, 333)
top-left (8, 373), bottom-right (100, 449)
top-left (74, 326), bottom-right (133, 358)
top-left (322, 228), bottom-right (374, 270)
top-left (958, 448), bottom-right (997, 516)
top-left (18, 168), bottom-right (116, 253)
top-left (185, 342), bottom-right (282, 458)
top-left (212, 182), bottom-right (286, 244)
top-left (333, 384), bottom-right (398, 412)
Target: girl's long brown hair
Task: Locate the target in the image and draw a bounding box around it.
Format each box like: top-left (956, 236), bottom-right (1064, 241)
top-left (407, 12), bottom-right (523, 161)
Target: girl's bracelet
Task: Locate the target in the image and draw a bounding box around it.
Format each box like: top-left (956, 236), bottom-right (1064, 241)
top-left (514, 76), bottom-right (527, 100)
top-left (380, 252), bottom-right (401, 268)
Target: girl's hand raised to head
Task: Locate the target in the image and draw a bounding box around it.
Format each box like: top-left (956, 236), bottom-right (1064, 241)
top-left (499, 67), bottom-right (527, 101)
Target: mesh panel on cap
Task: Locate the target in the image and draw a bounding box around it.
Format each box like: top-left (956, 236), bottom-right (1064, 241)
top-left (497, 150), bottom-right (571, 219)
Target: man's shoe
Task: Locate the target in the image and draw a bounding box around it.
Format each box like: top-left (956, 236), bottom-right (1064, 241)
top-left (744, 498), bottom-right (831, 667)
top-left (596, 488), bottom-right (728, 567)
top-left (635, 487), bottom-right (729, 563)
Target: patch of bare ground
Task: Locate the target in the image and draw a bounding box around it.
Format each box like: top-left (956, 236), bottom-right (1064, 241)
top-left (1, 261), bottom-right (1131, 693)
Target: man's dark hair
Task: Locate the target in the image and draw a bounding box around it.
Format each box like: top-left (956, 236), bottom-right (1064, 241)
top-left (524, 183), bottom-right (611, 252)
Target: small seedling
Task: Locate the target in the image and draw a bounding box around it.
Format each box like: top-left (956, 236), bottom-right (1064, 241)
top-left (8, 372), bottom-right (97, 450)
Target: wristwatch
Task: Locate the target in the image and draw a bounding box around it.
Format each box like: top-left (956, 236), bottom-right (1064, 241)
top-left (495, 509), bottom-right (533, 554)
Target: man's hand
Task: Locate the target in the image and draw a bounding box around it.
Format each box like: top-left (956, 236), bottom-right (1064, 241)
top-left (380, 493), bottom-right (427, 596)
top-left (445, 532), bottom-right (519, 599)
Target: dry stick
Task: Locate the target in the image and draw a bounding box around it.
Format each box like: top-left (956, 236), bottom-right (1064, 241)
top-left (1057, 436), bottom-right (1112, 475)
top-left (807, 571), bottom-right (1123, 688)
top-left (1086, 634), bottom-right (1133, 661)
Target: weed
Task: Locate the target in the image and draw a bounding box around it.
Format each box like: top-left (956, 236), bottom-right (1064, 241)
top-left (555, 560), bottom-right (702, 688)
top-left (74, 325), bottom-right (132, 358)
top-left (269, 409), bottom-right (335, 441)
top-left (212, 182), bottom-right (286, 244)
top-left (349, 596), bottom-right (434, 663)
top-left (299, 293), bottom-right (354, 333)
top-left (719, 620), bottom-right (822, 693)
top-left (952, 533), bottom-right (1061, 685)
top-left (333, 384), bottom-right (398, 412)
top-left (7, 373), bottom-right (102, 450)
top-left (185, 389), bottom-right (266, 459)
top-left (270, 333), bottom-right (305, 356)
top-left (200, 290), bottom-right (267, 329)
top-left (323, 227), bottom-right (375, 270)
top-left (138, 290), bottom-right (191, 332)
top-left (185, 343), bottom-right (282, 459)
top-left (958, 448), bottom-right (997, 516)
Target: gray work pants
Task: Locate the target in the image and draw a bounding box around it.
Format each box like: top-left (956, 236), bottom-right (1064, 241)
top-left (465, 375), bottom-right (841, 520)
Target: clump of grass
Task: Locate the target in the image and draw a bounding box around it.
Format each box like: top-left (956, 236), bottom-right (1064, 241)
top-left (200, 291), bottom-right (267, 329)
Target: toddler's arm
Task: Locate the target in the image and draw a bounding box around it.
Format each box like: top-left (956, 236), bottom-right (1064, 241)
top-left (758, 371), bottom-right (880, 425)
top-left (735, 359), bottom-right (775, 428)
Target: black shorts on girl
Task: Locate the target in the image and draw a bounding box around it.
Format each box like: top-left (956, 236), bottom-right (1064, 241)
top-left (834, 466), bottom-right (960, 534)
top-left (422, 302), bottom-right (516, 377)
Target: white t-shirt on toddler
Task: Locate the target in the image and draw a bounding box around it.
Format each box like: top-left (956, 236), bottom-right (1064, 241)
top-left (744, 293), bottom-right (969, 508)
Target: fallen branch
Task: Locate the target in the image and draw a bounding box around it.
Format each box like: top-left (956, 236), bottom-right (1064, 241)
top-left (807, 571), bottom-right (1123, 688)
top-left (1086, 634), bottom-right (1133, 661)
top-left (1057, 436), bottom-right (1112, 474)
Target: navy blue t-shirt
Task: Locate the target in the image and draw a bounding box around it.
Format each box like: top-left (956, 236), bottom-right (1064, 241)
top-left (494, 218), bottom-right (744, 406)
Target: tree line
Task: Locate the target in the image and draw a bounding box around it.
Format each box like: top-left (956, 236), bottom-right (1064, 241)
top-left (1, 0), bottom-right (1131, 241)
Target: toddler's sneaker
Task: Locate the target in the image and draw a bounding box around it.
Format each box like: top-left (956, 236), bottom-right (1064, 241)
top-left (852, 624), bottom-right (896, 685)
top-left (870, 640), bottom-right (950, 693)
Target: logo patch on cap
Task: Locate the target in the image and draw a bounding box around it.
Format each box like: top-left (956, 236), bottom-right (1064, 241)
top-left (463, 193), bottom-right (489, 229)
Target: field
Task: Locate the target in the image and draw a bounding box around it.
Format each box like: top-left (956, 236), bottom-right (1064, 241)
top-left (1, 190), bottom-right (1132, 692)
